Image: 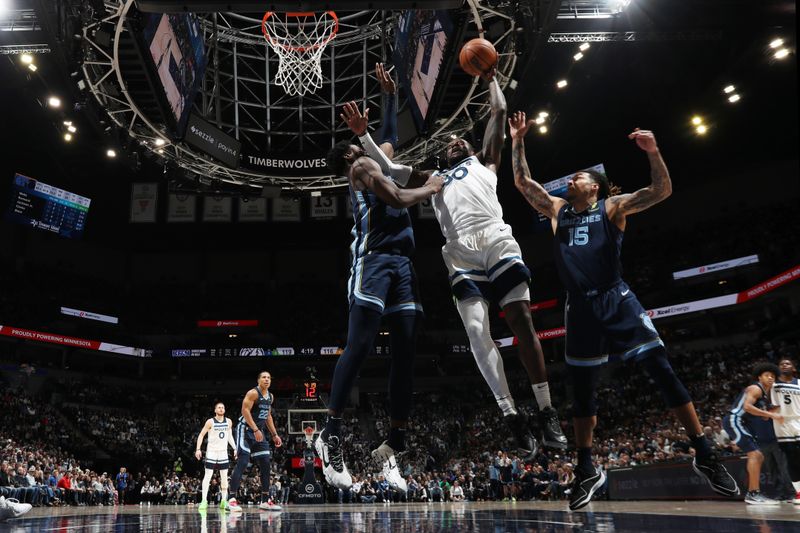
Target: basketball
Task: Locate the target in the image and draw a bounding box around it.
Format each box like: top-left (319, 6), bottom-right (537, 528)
top-left (459, 38), bottom-right (498, 77)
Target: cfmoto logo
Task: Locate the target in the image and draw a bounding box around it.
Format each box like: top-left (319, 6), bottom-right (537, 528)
top-left (305, 484), bottom-right (314, 494)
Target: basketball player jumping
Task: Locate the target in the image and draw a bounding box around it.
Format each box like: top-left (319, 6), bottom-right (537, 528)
top-left (343, 64), bottom-right (567, 459)
top-left (772, 357), bottom-right (800, 504)
top-left (508, 111), bottom-right (739, 510)
top-left (195, 402), bottom-right (236, 511)
top-left (227, 371), bottom-right (282, 512)
top-left (318, 67), bottom-right (443, 492)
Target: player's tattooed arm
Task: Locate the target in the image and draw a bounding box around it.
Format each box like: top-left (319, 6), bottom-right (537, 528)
top-left (508, 111), bottom-right (565, 220)
top-left (607, 129), bottom-right (672, 216)
top-left (480, 73), bottom-right (507, 171)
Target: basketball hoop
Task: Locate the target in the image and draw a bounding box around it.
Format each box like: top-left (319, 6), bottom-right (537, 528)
top-left (303, 426), bottom-right (316, 448)
top-left (262, 11), bottom-right (338, 96)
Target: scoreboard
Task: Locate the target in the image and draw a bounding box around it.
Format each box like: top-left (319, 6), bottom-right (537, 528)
top-left (6, 174), bottom-right (90, 239)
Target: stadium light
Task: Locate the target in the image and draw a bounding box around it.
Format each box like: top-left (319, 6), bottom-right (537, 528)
top-left (67, 125), bottom-right (77, 133)
top-left (774, 48), bottom-right (790, 60)
top-left (723, 85), bottom-right (735, 94)
top-left (28, 64), bottom-right (37, 72)
top-left (534, 116), bottom-right (546, 125)
top-left (154, 138), bottom-right (166, 146)
top-left (579, 43), bottom-right (590, 52)
top-left (63, 133), bottom-right (72, 142)
top-left (556, 79), bottom-right (568, 89)
top-left (691, 116), bottom-right (703, 126)
top-left (573, 52), bottom-right (584, 61)
top-left (47, 96), bottom-right (61, 108)
top-left (538, 125), bottom-right (548, 134)
top-left (770, 38), bottom-right (784, 49)
top-left (696, 124), bottom-right (708, 135)
top-left (106, 149), bottom-right (117, 158)
top-left (727, 94), bottom-right (741, 103)
top-left (20, 54), bottom-right (33, 65)
top-left (538, 111), bottom-right (549, 118)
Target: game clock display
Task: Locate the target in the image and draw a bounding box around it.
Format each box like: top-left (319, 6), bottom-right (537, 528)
top-left (6, 174), bottom-right (91, 239)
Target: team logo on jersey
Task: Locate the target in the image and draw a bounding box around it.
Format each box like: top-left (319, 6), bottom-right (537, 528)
top-left (640, 313), bottom-right (657, 334)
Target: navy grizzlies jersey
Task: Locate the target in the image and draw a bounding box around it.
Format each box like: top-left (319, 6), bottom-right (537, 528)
top-left (730, 383), bottom-right (773, 437)
top-left (240, 388), bottom-right (272, 432)
top-left (350, 183), bottom-right (415, 260)
top-left (554, 200), bottom-right (623, 294)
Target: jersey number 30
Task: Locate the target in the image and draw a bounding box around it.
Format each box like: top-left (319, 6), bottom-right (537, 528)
top-left (568, 226), bottom-right (589, 246)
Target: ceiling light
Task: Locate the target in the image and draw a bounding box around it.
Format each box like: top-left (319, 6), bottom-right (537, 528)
top-left (64, 133), bottom-right (73, 142)
top-left (106, 149), bottom-right (117, 158)
top-left (727, 94), bottom-right (740, 103)
top-left (723, 85), bottom-right (735, 94)
top-left (63, 120), bottom-right (72, 126)
top-left (538, 125), bottom-right (548, 134)
top-left (556, 79), bottom-right (568, 89)
top-left (534, 116), bottom-right (545, 125)
top-left (67, 125), bottom-right (77, 133)
top-left (696, 124), bottom-right (708, 135)
top-left (47, 96), bottom-right (61, 108)
top-left (579, 43), bottom-right (590, 52)
top-left (769, 38), bottom-right (784, 49)
top-left (573, 52), bottom-right (584, 61)
top-left (20, 54), bottom-right (33, 65)
top-left (774, 48), bottom-right (790, 60)
top-left (538, 111), bottom-right (549, 118)
top-left (154, 138), bottom-right (166, 146)
top-left (691, 116), bottom-right (703, 126)
top-left (27, 64), bottom-right (38, 72)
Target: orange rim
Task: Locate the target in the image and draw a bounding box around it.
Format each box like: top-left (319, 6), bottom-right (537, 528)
top-left (262, 11), bottom-right (339, 53)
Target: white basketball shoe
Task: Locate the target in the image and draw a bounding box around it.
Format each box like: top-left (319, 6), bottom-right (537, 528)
top-left (371, 441), bottom-right (407, 493)
top-left (314, 430), bottom-right (352, 490)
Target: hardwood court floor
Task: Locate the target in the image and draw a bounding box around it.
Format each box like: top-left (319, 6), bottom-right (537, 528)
top-left (2, 500), bottom-right (799, 532)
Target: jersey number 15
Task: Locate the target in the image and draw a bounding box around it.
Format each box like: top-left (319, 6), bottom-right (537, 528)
top-left (568, 226), bottom-right (589, 246)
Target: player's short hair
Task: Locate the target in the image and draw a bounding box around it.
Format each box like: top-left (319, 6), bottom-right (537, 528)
top-left (258, 370), bottom-right (271, 379)
top-left (326, 140), bottom-right (353, 177)
top-left (779, 357), bottom-right (795, 366)
top-left (754, 362), bottom-right (780, 380)
top-left (582, 169), bottom-right (611, 199)
top-left (214, 401), bottom-right (224, 408)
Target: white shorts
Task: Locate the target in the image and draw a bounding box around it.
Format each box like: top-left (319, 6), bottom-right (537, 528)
top-left (205, 448), bottom-right (229, 464)
top-left (441, 222), bottom-right (531, 305)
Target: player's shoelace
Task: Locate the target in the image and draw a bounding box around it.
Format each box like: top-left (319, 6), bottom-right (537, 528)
top-left (328, 443), bottom-right (346, 473)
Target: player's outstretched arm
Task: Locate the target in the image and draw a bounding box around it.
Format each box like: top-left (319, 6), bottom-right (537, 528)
top-left (508, 111), bottom-right (565, 220)
top-left (480, 69), bottom-right (507, 172)
top-left (195, 419), bottom-right (212, 460)
top-left (607, 129), bottom-right (672, 217)
top-left (352, 157), bottom-right (443, 209)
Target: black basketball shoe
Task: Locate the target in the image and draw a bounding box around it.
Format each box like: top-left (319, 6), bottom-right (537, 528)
top-left (568, 466), bottom-right (606, 511)
top-left (693, 453), bottom-right (740, 497)
top-left (504, 412), bottom-right (539, 462)
top-left (538, 406), bottom-right (568, 450)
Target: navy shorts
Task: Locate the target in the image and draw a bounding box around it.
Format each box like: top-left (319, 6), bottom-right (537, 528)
top-left (235, 425), bottom-right (272, 460)
top-left (347, 253), bottom-right (423, 315)
top-left (722, 415), bottom-right (759, 453)
top-left (204, 460), bottom-right (230, 470)
top-left (564, 281), bottom-right (663, 367)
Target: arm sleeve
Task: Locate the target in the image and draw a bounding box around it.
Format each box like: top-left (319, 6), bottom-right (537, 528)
top-left (357, 131), bottom-right (413, 187)
top-left (378, 94), bottom-right (398, 148)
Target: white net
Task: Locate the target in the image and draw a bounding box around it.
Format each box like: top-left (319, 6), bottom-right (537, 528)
top-left (262, 11), bottom-right (338, 97)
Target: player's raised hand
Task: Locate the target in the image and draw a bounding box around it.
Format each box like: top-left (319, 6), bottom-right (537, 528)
top-left (375, 62), bottom-right (396, 95)
top-left (340, 101), bottom-right (369, 136)
top-left (508, 111), bottom-right (535, 139)
top-left (628, 128), bottom-right (659, 153)
top-left (480, 65), bottom-right (497, 82)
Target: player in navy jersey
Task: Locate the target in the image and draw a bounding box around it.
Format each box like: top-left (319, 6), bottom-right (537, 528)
top-left (320, 69), bottom-right (444, 492)
top-left (724, 363), bottom-right (784, 504)
top-left (508, 111), bottom-right (739, 510)
top-left (227, 371), bottom-right (282, 512)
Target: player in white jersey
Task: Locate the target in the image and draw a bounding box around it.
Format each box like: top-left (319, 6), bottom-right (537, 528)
top-left (195, 402), bottom-right (236, 511)
top-left (771, 357), bottom-right (800, 503)
top-left (343, 64), bottom-right (566, 458)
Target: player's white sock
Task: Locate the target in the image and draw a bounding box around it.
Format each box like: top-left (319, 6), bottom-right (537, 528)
top-left (496, 395), bottom-right (518, 416)
top-left (220, 469), bottom-right (228, 501)
top-left (201, 468), bottom-right (213, 503)
top-left (456, 297), bottom-right (516, 415)
top-left (532, 382), bottom-right (552, 410)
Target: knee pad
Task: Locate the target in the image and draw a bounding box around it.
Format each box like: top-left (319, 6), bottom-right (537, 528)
top-left (569, 365), bottom-right (599, 418)
top-left (638, 347), bottom-right (691, 408)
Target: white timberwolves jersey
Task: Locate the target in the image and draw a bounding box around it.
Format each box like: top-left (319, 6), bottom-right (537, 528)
top-left (771, 379), bottom-right (800, 442)
top-left (207, 417), bottom-right (232, 453)
top-left (433, 156), bottom-right (504, 242)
